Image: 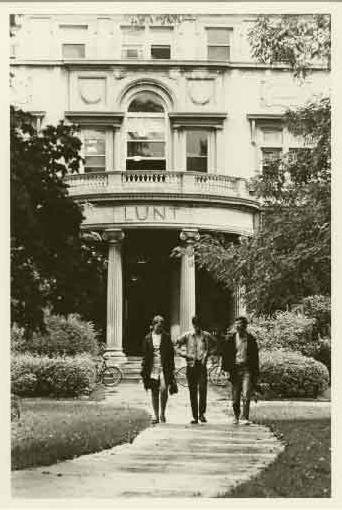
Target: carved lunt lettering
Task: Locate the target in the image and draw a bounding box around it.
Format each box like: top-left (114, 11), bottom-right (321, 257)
top-left (135, 206), bottom-right (148, 221)
top-left (153, 206), bottom-right (166, 220)
top-left (123, 206), bottom-right (177, 222)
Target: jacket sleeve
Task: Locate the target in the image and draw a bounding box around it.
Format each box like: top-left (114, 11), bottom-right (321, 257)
top-left (251, 336), bottom-right (260, 380)
top-left (140, 338), bottom-right (149, 379)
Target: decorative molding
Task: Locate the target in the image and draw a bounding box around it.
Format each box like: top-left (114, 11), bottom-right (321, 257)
top-left (102, 228), bottom-right (125, 244)
top-left (65, 111), bottom-right (124, 127)
top-left (169, 112), bottom-right (226, 129)
top-left (78, 77), bottom-right (106, 105)
top-left (186, 78), bottom-right (215, 106)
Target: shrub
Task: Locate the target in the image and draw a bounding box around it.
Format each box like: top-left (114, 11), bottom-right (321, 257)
top-left (314, 337), bottom-right (331, 378)
top-left (11, 324), bottom-right (27, 353)
top-left (18, 313), bottom-right (100, 357)
top-left (259, 349), bottom-right (329, 398)
top-left (300, 295), bottom-right (331, 337)
top-left (11, 353), bottom-right (96, 398)
top-left (249, 311), bottom-right (320, 358)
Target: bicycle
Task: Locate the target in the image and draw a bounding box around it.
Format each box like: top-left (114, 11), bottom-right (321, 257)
top-left (95, 357), bottom-right (123, 387)
top-left (175, 363), bottom-right (230, 387)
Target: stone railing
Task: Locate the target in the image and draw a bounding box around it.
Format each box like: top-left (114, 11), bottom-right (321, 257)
top-left (65, 171), bottom-right (250, 199)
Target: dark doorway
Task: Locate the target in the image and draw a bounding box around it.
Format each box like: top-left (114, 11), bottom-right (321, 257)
top-left (123, 229), bottom-right (178, 356)
top-left (196, 267), bottom-right (234, 337)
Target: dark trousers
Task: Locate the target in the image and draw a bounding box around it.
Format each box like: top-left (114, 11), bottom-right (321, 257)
top-left (186, 361), bottom-right (207, 419)
top-left (231, 366), bottom-right (252, 419)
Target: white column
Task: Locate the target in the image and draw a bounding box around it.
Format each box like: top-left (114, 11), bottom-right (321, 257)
top-left (234, 286), bottom-right (247, 319)
top-left (102, 228), bottom-right (126, 362)
top-left (179, 229), bottom-right (200, 333)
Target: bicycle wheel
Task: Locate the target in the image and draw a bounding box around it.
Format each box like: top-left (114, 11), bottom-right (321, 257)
top-left (209, 365), bottom-right (229, 386)
top-left (101, 366), bottom-right (123, 387)
top-left (175, 366), bottom-right (188, 387)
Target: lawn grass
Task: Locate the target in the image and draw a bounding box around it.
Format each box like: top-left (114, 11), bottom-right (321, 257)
top-left (221, 402), bottom-right (331, 498)
top-left (12, 399), bottom-right (150, 470)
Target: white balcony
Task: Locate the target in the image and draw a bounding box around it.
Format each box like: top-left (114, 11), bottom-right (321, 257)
top-left (64, 170), bottom-right (254, 202)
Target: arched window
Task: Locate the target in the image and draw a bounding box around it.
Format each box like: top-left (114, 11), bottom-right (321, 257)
top-left (126, 91), bottom-right (166, 171)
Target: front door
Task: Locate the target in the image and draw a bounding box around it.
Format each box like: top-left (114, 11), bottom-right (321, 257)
top-left (123, 230), bottom-right (177, 355)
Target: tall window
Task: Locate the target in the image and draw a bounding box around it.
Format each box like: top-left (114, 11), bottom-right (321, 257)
top-left (260, 128), bottom-right (282, 171)
top-left (60, 24), bottom-right (88, 59)
top-left (121, 26), bottom-right (144, 59)
top-left (186, 130), bottom-right (208, 172)
top-left (150, 26), bottom-right (172, 59)
top-left (83, 129), bottom-right (106, 172)
top-left (126, 92), bottom-right (166, 171)
top-left (207, 28), bottom-right (232, 61)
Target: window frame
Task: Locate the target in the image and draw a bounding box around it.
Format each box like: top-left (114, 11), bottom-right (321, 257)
top-left (80, 127), bottom-right (111, 174)
top-left (62, 43), bottom-right (86, 59)
top-left (186, 129), bottom-right (209, 173)
top-left (206, 27), bottom-right (232, 62)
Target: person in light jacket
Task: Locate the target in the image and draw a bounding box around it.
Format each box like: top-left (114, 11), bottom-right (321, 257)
top-left (175, 316), bottom-right (216, 424)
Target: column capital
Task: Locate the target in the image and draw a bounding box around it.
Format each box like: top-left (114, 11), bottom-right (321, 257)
top-left (180, 229), bottom-right (200, 245)
top-left (102, 228), bottom-right (125, 244)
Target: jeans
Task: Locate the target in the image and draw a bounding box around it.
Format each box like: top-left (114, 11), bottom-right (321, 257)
top-left (186, 361), bottom-right (207, 420)
top-left (231, 366), bottom-right (252, 419)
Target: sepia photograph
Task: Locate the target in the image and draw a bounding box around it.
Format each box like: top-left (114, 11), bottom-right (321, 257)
top-left (7, 2), bottom-right (333, 502)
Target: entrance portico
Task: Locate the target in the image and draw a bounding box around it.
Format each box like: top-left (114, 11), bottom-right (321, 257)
top-left (74, 181), bottom-right (259, 358)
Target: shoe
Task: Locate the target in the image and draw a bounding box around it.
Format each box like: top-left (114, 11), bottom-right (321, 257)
top-left (199, 415), bottom-right (207, 423)
top-left (151, 418), bottom-right (159, 425)
top-left (191, 419), bottom-right (199, 424)
top-left (240, 419), bottom-right (251, 425)
top-left (232, 417), bottom-right (239, 425)
top-left (160, 415), bottom-right (166, 423)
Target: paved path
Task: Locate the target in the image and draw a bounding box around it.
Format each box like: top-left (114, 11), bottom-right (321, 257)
top-left (12, 383), bottom-right (284, 498)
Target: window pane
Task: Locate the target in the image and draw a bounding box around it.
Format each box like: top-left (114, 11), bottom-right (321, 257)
top-left (207, 28), bottom-right (231, 45)
top-left (262, 149), bottom-right (282, 163)
top-left (187, 131), bottom-right (208, 157)
top-left (150, 26), bottom-right (173, 44)
top-left (122, 46), bottom-right (142, 59)
top-left (126, 159), bottom-right (166, 171)
top-left (62, 44), bottom-right (85, 58)
top-left (128, 92), bottom-right (164, 112)
top-left (84, 137), bottom-right (105, 156)
top-left (127, 117), bottom-right (164, 140)
top-left (127, 141), bottom-right (165, 157)
top-left (187, 157), bottom-right (207, 173)
top-left (151, 45), bottom-right (171, 59)
top-left (208, 46), bottom-right (230, 61)
top-left (85, 156), bottom-right (106, 167)
top-left (262, 129), bottom-right (283, 144)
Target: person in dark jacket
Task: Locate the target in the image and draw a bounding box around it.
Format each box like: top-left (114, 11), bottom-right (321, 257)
top-left (140, 315), bottom-right (175, 424)
top-left (219, 316), bottom-right (259, 425)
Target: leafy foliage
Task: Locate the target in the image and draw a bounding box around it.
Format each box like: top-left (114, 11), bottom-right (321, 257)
top-left (259, 349), bottom-right (329, 398)
top-left (11, 353), bottom-right (96, 398)
top-left (11, 107), bottom-right (108, 334)
top-left (195, 96), bottom-right (330, 314)
top-left (11, 313), bottom-right (100, 357)
top-left (248, 14), bottom-right (331, 78)
top-left (248, 311), bottom-right (319, 358)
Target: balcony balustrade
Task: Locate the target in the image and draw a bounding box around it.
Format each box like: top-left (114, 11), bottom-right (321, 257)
top-left (64, 170), bottom-right (251, 200)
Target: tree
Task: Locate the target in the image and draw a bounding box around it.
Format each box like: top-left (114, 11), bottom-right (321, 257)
top-left (193, 15), bottom-right (331, 315)
top-left (11, 107), bottom-right (107, 335)
top-left (248, 14), bottom-right (330, 79)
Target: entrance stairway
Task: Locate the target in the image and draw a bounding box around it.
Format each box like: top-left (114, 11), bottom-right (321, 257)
top-left (115, 356), bottom-right (186, 382)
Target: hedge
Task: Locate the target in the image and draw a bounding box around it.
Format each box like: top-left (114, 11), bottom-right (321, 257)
top-left (11, 313), bottom-right (99, 357)
top-left (11, 353), bottom-right (96, 398)
top-left (249, 311), bottom-right (321, 359)
top-left (259, 349), bottom-right (329, 399)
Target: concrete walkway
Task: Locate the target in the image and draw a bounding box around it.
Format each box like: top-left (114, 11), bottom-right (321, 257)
top-left (12, 383), bottom-right (284, 498)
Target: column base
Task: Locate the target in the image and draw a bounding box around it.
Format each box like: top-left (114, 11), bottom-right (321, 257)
top-left (103, 349), bottom-right (127, 366)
